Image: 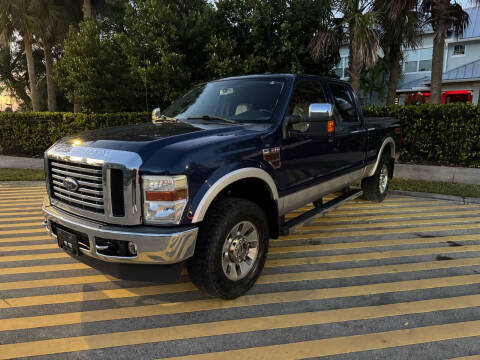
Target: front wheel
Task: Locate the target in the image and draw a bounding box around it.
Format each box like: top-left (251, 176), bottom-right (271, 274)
top-left (187, 197), bottom-right (269, 299)
top-left (362, 155), bottom-right (391, 202)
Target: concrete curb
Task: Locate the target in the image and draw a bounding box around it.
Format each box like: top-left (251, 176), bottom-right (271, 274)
top-left (395, 163), bottom-right (480, 185)
top-left (390, 189), bottom-right (480, 205)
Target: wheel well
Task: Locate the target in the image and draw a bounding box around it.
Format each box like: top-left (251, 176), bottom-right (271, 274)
top-left (211, 178), bottom-right (280, 239)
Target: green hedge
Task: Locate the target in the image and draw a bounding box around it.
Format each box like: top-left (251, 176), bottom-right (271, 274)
top-left (363, 104), bottom-right (480, 167)
top-left (0, 112), bottom-right (150, 156)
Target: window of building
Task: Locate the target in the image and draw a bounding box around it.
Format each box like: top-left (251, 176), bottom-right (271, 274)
top-left (403, 48), bottom-right (433, 73)
top-left (453, 44), bottom-right (465, 56)
top-left (334, 57), bottom-right (349, 79)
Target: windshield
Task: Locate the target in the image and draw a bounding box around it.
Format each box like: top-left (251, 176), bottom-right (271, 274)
top-left (163, 79), bottom-right (285, 123)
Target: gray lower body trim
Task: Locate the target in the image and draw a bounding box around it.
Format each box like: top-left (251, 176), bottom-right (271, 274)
top-left (279, 168), bottom-right (365, 215)
top-left (42, 197), bottom-right (198, 265)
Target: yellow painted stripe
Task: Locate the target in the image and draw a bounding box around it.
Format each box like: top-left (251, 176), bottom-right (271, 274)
top-left (0, 235), bottom-right (51, 244)
top-left (2, 295), bottom-right (480, 359)
top-left (313, 209), bottom-right (480, 223)
top-left (281, 223), bottom-right (480, 241)
top-left (301, 216), bottom-right (480, 231)
top-left (0, 221), bottom-right (50, 229)
top-left (0, 243), bottom-right (56, 252)
top-left (0, 211), bottom-right (42, 217)
top-left (270, 234), bottom-right (480, 254)
top-left (266, 244), bottom-right (480, 268)
top-left (0, 198), bottom-right (43, 203)
top-left (0, 262), bottom-right (89, 276)
top-left (0, 229), bottom-right (47, 236)
top-left (1, 271), bottom-right (479, 327)
top-left (165, 320), bottom-right (480, 360)
top-left (0, 206), bottom-right (40, 212)
top-left (292, 200), bottom-right (445, 213)
top-left (325, 204), bottom-right (477, 215)
top-left (0, 216), bottom-right (43, 223)
top-left (449, 356), bottom-right (480, 360)
top-left (0, 252), bottom-right (67, 263)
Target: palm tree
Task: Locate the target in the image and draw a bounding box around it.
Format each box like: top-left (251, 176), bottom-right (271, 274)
top-left (0, 0), bottom-right (40, 111)
top-left (376, 0), bottom-right (421, 105)
top-left (310, 0), bottom-right (380, 93)
top-left (422, 0), bottom-right (471, 104)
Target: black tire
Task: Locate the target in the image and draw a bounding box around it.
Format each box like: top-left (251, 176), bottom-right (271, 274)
top-left (187, 197), bottom-right (269, 299)
top-left (362, 155), bottom-right (391, 203)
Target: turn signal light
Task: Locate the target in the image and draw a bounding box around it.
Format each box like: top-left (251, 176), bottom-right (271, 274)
top-left (145, 189), bottom-right (188, 201)
top-left (327, 120), bottom-right (335, 133)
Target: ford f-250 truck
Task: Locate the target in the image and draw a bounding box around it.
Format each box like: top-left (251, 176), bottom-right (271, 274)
top-left (42, 74), bottom-right (400, 299)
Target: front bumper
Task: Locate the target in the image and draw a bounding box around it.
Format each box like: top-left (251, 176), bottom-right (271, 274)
top-left (42, 196), bottom-right (198, 264)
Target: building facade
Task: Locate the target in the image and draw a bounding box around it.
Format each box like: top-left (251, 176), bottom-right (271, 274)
top-left (336, 7), bottom-right (480, 105)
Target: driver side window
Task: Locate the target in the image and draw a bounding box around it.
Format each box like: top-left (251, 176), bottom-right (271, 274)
top-left (288, 81), bottom-right (326, 120)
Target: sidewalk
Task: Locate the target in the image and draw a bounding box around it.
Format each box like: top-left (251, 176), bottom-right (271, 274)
top-left (0, 155), bottom-right (44, 169)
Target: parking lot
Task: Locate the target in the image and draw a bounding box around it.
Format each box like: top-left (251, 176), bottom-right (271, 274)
top-left (1, 184), bottom-right (480, 359)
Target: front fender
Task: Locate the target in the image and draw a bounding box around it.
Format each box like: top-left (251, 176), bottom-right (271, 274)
top-left (189, 163), bottom-right (278, 223)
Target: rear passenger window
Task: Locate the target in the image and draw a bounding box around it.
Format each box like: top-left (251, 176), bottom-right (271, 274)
top-left (288, 81), bottom-right (326, 120)
top-left (329, 83), bottom-right (358, 123)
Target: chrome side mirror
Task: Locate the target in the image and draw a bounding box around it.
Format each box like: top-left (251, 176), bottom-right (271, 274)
top-left (152, 107), bottom-right (162, 123)
top-left (309, 103), bottom-right (333, 122)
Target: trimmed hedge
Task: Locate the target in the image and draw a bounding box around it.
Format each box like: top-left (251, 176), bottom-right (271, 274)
top-left (363, 104), bottom-right (480, 167)
top-left (0, 112), bottom-right (150, 156)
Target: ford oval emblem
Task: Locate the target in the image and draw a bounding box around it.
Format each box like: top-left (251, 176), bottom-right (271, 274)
top-left (63, 177), bottom-right (79, 192)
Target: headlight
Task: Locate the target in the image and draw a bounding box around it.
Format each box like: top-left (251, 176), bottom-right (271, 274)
top-left (142, 175), bottom-right (188, 224)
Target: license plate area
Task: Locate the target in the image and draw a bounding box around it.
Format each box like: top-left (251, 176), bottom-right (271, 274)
top-left (57, 228), bottom-right (80, 255)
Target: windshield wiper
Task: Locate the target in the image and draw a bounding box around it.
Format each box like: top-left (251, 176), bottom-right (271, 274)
top-left (187, 115), bottom-right (237, 124)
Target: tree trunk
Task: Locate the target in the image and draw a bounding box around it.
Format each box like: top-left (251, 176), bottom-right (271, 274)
top-left (348, 43), bottom-right (362, 94)
top-left (430, 32), bottom-right (445, 104)
top-left (84, 0), bottom-right (92, 18)
top-left (43, 43), bottom-right (58, 112)
top-left (74, 101), bottom-right (80, 113)
top-left (386, 51), bottom-right (401, 106)
top-left (24, 34), bottom-right (40, 111)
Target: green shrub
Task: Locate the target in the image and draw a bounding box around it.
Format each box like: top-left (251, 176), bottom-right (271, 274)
top-left (363, 104), bottom-right (480, 167)
top-left (0, 112), bottom-right (150, 156)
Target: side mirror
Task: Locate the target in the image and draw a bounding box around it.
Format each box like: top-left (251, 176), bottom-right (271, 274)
top-left (309, 103), bottom-right (333, 122)
top-left (152, 107), bottom-right (162, 123)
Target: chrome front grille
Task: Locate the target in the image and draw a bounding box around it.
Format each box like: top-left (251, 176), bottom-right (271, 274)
top-left (49, 160), bottom-right (105, 213)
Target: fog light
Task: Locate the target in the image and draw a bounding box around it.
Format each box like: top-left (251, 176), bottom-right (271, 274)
top-left (127, 241), bottom-right (138, 256)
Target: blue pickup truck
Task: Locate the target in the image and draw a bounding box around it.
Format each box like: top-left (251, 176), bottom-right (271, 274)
top-left (42, 74), bottom-right (400, 299)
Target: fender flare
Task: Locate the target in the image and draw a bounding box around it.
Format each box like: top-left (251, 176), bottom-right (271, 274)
top-left (367, 137), bottom-right (396, 177)
top-left (191, 167), bottom-right (279, 223)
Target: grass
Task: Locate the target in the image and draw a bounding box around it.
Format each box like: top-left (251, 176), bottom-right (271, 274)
top-left (390, 178), bottom-right (480, 199)
top-left (0, 168), bottom-right (45, 181)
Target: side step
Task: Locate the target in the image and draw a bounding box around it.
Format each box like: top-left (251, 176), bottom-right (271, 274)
top-left (280, 189), bottom-right (363, 236)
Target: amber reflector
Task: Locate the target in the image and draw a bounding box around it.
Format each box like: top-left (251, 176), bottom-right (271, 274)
top-left (146, 189), bottom-right (187, 201)
top-left (327, 120), bottom-right (335, 133)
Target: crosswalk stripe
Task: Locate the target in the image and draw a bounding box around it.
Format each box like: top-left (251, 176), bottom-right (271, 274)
top-left (282, 223), bottom-right (480, 240)
top-left (164, 320), bottom-right (480, 360)
top-left (270, 234), bottom-right (480, 254)
top-left (2, 295), bottom-right (480, 359)
top-left (313, 209), bottom-right (480, 223)
top-left (266, 244), bottom-right (480, 268)
top-left (0, 235), bottom-right (51, 244)
top-left (301, 216), bottom-right (480, 231)
top-left (0, 262), bottom-right (89, 276)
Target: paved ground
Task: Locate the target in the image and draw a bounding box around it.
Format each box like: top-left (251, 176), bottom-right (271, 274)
top-left (1, 186), bottom-right (480, 359)
top-left (0, 155), bottom-right (43, 169)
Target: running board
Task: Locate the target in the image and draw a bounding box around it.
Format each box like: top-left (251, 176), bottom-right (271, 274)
top-left (280, 189), bottom-right (363, 236)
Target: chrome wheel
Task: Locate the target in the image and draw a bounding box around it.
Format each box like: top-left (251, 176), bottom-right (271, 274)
top-left (221, 221), bottom-right (259, 281)
top-left (379, 164), bottom-right (389, 194)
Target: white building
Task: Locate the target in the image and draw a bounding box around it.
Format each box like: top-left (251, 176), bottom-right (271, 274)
top-left (336, 7), bottom-right (480, 105)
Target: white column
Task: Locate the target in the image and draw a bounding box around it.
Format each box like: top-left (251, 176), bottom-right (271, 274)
top-left (472, 86), bottom-right (480, 105)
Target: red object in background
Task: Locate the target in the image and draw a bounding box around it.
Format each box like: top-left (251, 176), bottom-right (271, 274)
top-left (441, 91), bottom-right (472, 104)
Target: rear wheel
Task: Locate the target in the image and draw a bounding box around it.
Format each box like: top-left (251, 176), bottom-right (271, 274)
top-left (187, 197), bottom-right (269, 299)
top-left (362, 154), bottom-right (391, 202)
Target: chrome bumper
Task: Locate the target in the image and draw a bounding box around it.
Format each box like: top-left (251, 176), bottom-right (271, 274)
top-left (42, 196), bottom-right (198, 264)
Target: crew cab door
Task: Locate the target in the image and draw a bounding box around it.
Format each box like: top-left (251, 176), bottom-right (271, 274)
top-left (326, 82), bottom-right (366, 173)
top-left (277, 79), bottom-right (338, 193)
